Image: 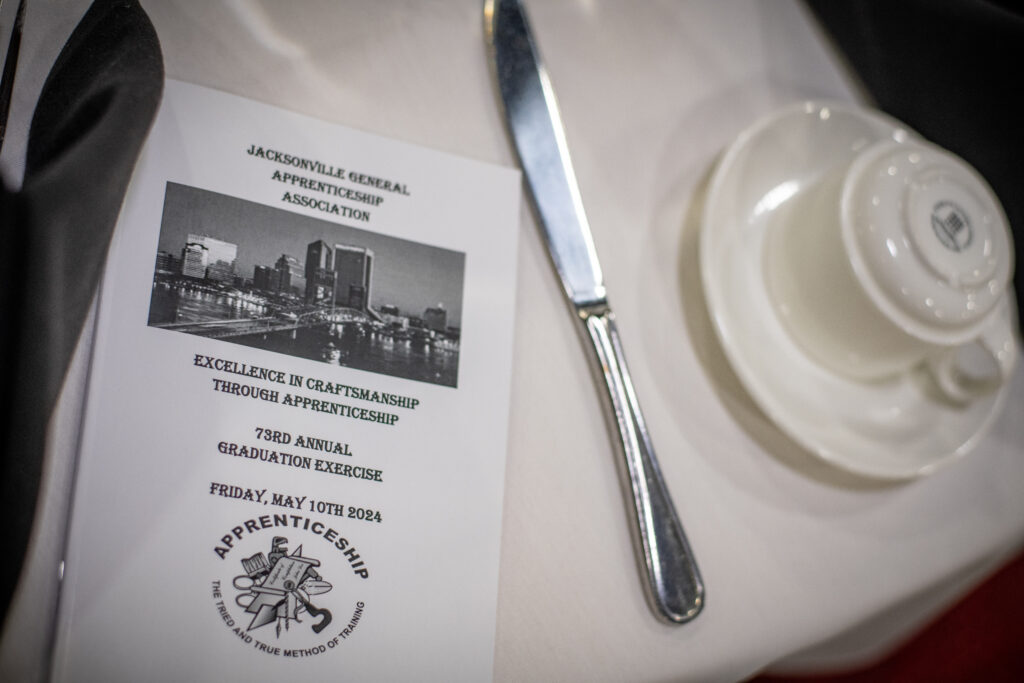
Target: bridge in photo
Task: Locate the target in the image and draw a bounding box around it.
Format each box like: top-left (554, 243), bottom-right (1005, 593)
top-left (153, 307), bottom-right (375, 340)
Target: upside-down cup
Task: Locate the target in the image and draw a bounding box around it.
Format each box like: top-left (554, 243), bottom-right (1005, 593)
top-left (766, 138), bottom-right (1018, 403)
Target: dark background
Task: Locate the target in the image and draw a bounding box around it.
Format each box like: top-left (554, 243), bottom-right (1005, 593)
top-left (805, 0), bottom-right (1024, 322)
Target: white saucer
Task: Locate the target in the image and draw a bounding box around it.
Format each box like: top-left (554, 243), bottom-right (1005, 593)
top-left (699, 101), bottom-right (1014, 480)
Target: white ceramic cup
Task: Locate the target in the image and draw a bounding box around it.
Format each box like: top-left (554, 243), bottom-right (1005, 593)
top-left (766, 136), bottom-right (1018, 402)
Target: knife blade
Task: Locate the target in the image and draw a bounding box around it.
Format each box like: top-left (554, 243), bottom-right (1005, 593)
top-left (485, 0), bottom-right (704, 623)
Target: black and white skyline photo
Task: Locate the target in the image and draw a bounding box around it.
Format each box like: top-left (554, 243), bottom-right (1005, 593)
top-left (148, 182), bottom-right (466, 387)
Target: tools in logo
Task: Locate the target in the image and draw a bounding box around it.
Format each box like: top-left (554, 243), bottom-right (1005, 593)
top-left (212, 520), bottom-right (369, 657)
top-left (233, 536), bottom-right (333, 637)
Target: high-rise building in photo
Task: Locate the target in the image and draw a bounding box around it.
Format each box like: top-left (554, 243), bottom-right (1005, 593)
top-left (275, 253), bottom-right (303, 295)
top-left (253, 265), bottom-right (284, 292)
top-left (184, 234), bottom-right (237, 282)
top-left (423, 304), bottom-right (447, 332)
top-left (181, 242), bottom-right (208, 279)
top-left (333, 244), bottom-right (374, 311)
top-left (155, 250), bottom-right (180, 274)
top-left (305, 240), bottom-right (334, 303)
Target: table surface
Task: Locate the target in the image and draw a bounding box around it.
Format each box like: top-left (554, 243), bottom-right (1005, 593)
top-left (3, 2), bottom-right (1023, 682)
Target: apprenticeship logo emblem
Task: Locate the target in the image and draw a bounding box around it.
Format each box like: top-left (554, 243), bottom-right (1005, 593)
top-left (211, 516), bottom-right (369, 658)
top-left (233, 536), bottom-right (333, 637)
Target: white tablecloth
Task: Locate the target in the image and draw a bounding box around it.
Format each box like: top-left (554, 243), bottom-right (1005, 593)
top-left (3, 2), bottom-right (1023, 681)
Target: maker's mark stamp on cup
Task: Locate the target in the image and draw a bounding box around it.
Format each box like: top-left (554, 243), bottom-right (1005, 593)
top-left (931, 200), bottom-right (973, 252)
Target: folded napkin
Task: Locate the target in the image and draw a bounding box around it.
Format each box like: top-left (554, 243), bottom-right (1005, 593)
top-left (0, 0), bottom-right (163, 622)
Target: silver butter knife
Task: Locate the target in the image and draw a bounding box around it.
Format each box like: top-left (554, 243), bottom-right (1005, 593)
top-left (485, 0), bottom-right (704, 623)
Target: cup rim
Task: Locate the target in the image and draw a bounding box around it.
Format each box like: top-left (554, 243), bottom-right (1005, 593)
top-left (698, 98), bottom-right (1014, 479)
top-left (838, 138), bottom-right (1013, 347)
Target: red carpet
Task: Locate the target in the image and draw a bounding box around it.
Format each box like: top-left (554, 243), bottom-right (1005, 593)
top-left (752, 549), bottom-right (1024, 682)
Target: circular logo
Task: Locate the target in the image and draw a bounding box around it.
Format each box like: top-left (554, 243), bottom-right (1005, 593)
top-left (211, 516), bottom-right (369, 658)
top-left (930, 200), bottom-right (972, 252)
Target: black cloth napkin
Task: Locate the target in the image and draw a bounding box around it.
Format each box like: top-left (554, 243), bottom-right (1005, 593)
top-left (805, 0), bottom-right (1024, 323)
top-left (0, 0), bottom-right (163, 622)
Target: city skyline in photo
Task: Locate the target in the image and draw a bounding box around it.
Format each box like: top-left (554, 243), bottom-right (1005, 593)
top-left (156, 182), bottom-right (465, 325)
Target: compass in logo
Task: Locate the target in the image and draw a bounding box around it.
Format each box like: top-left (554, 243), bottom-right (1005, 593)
top-left (931, 200), bottom-right (973, 252)
top-left (233, 536), bottom-right (333, 637)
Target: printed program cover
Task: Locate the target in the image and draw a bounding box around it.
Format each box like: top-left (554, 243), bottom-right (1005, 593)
top-left (51, 80), bottom-right (521, 682)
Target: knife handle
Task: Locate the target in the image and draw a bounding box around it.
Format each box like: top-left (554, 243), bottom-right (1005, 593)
top-left (580, 305), bottom-right (704, 623)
